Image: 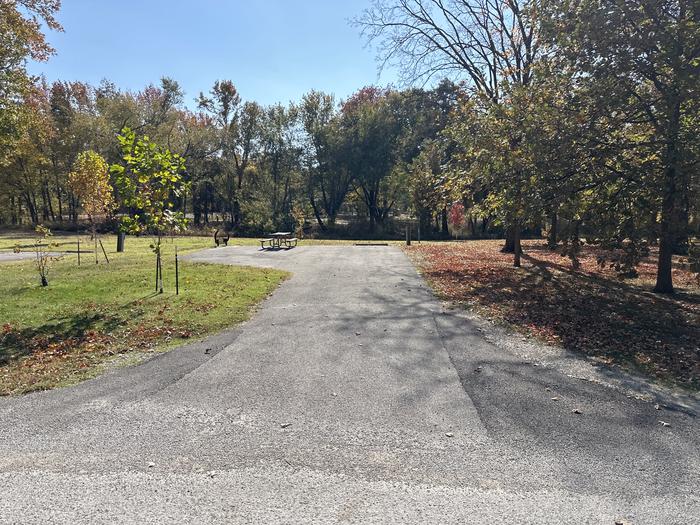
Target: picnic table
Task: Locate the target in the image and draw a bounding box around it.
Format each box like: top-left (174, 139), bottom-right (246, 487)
top-left (259, 232), bottom-right (298, 250)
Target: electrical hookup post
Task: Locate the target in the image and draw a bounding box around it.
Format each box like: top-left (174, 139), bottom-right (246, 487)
top-left (405, 225), bottom-right (411, 246)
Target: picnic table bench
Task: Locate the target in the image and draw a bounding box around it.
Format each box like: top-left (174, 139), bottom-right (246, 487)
top-left (260, 232), bottom-right (298, 250)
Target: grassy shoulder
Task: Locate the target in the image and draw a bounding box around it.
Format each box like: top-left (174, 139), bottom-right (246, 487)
top-left (405, 240), bottom-right (699, 391)
top-left (0, 234), bottom-right (287, 396)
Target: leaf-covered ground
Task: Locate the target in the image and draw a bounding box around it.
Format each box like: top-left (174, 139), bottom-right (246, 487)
top-left (406, 240), bottom-right (699, 390)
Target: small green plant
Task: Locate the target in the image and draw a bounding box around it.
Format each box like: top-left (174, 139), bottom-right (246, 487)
top-left (32, 225), bottom-right (62, 287)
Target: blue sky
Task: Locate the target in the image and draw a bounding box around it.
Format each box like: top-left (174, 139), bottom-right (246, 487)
top-left (29, 0), bottom-right (398, 107)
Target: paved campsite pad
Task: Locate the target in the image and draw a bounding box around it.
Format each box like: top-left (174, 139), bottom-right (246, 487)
top-left (0, 245), bottom-right (698, 523)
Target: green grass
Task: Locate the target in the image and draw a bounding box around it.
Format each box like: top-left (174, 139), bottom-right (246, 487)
top-left (0, 234), bottom-right (287, 395)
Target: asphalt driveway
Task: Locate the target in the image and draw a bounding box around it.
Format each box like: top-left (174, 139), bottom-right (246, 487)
top-left (0, 245), bottom-right (697, 524)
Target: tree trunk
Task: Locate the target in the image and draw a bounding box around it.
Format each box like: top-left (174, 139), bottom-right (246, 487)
top-left (24, 192), bottom-right (38, 224)
top-left (441, 207), bottom-right (448, 236)
top-left (654, 98), bottom-right (682, 294)
top-left (481, 215), bottom-right (490, 236)
top-left (656, 225), bottom-right (675, 293)
top-left (468, 215), bottom-right (476, 237)
top-left (193, 191), bottom-right (202, 226)
top-left (419, 209), bottom-right (432, 239)
top-left (233, 198), bottom-right (241, 229)
top-left (502, 225), bottom-right (515, 253)
top-left (309, 193), bottom-right (325, 230)
top-left (547, 211), bottom-right (558, 250)
top-left (513, 222), bottom-right (522, 267)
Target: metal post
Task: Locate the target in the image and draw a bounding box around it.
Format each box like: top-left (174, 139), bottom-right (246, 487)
top-left (159, 254), bottom-right (163, 294)
top-left (157, 253), bottom-right (163, 294)
top-left (175, 246), bottom-right (179, 296)
top-left (77, 238), bottom-right (81, 266)
top-left (406, 225), bottom-right (411, 246)
top-left (99, 239), bottom-right (110, 264)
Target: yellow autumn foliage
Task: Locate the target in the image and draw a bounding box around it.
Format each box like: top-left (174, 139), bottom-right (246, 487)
top-left (68, 150), bottom-right (115, 223)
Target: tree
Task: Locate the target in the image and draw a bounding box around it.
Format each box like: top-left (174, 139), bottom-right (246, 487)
top-left (197, 81), bottom-right (263, 229)
top-left (2, 85), bottom-right (54, 225)
top-left (544, 0), bottom-right (700, 293)
top-left (408, 139), bottom-right (449, 237)
top-left (0, 0), bottom-right (62, 164)
top-left (111, 128), bottom-right (188, 293)
top-left (29, 225), bottom-right (61, 287)
top-left (176, 110), bottom-right (220, 226)
top-left (359, 0), bottom-right (539, 96)
top-left (448, 201), bottom-right (466, 238)
top-left (300, 91), bottom-right (353, 229)
top-left (358, 0), bottom-right (542, 260)
top-left (445, 92), bottom-right (544, 266)
top-left (340, 87), bottom-right (403, 231)
top-left (68, 150), bottom-right (115, 263)
top-left (256, 102), bottom-right (302, 229)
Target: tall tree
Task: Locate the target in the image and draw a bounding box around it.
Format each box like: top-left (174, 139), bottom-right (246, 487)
top-left (198, 81), bottom-right (262, 228)
top-left (299, 90), bottom-right (353, 228)
top-left (358, 0), bottom-right (542, 259)
top-left (544, 0), bottom-right (700, 293)
top-left (340, 87), bottom-right (402, 231)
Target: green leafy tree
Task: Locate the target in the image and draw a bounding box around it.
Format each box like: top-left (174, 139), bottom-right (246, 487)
top-left (544, 0), bottom-right (700, 292)
top-left (446, 91), bottom-right (545, 266)
top-left (408, 140), bottom-right (448, 237)
top-left (300, 90), bottom-right (352, 229)
top-left (340, 87), bottom-right (403, 231)
top-left (197, 81), bottom-right (263, 228)
top-left (111, 127), bottom-right (188, 293)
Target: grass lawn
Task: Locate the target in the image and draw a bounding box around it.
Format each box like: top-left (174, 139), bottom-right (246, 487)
top-left (0, 234), bottom-right (287, 396)
top-left (406, 240), bottom-right (700, 391)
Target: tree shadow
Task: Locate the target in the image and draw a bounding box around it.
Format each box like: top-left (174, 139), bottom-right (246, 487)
top-left (0, 312), bottom-right (125, 365)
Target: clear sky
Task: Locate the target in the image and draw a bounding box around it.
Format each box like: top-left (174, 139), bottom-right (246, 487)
top-left (28, 0), bottom-right (398, 107)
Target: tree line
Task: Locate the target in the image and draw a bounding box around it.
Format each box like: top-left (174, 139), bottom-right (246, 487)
top-left (0, 73), bottom-right (461, 236)
top-left (1, 0), bottom-right (698, 293)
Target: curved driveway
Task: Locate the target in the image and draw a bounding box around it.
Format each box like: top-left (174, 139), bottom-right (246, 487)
top-left (0, 245), bottom-right (698, 524)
